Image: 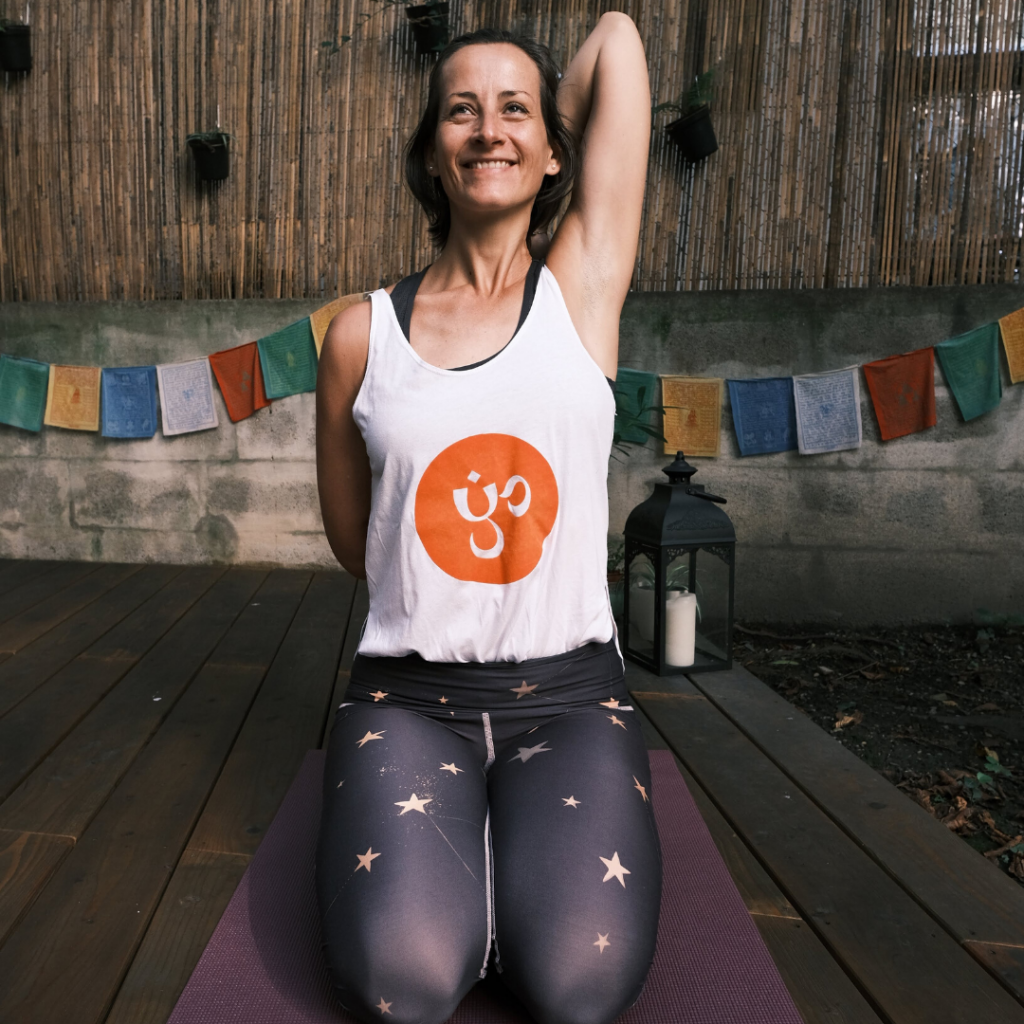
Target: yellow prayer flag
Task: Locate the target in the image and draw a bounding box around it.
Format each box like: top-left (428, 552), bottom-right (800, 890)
top-left (44, 364), bottom-right (101, 431)
top-left (998, 307), bottom-right (1024, 384)
top-left (310, 293), bottom-right (369, 357)
top-left (661, 376), bottom-right (723, 458)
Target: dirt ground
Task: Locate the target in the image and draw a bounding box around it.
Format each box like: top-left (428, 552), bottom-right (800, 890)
top-left (736, 622), bottom-right (1024, 887)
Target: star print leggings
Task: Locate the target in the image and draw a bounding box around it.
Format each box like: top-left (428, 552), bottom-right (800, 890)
top-left (315, 637), bottom-right (662, 1024)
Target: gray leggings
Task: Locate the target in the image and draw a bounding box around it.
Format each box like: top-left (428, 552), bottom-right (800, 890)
top-left (315, 642), bottom-right (662, 1024)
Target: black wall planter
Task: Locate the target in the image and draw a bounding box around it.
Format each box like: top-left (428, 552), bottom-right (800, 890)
top-left (406, 2), bottom-right (448, 56)
top-left (666, 105), bottom-right (718, 163)
top-left (188, 134), bottom-right (230, 182)
top-left (0, 24), bottom-right (31, 73)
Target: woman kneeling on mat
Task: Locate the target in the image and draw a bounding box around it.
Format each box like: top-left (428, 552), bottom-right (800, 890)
top-left (315, 15), bottom-right (658, 1024)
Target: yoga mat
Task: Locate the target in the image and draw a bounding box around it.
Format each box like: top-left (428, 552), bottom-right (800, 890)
top-left (169, 750), bottom-right (802, 1024)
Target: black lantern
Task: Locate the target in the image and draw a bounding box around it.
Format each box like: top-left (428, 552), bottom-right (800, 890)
top-left (622, 451), bottom-right (735, 675)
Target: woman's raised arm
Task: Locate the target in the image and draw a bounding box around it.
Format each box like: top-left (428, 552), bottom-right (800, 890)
top-left (546, 12), bottom-right (651, 378)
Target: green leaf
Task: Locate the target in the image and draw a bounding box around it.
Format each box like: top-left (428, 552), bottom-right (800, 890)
top-left (770, 659), bottom-right (799, 666)
top-left (976, 771), bottom-right (994, 785)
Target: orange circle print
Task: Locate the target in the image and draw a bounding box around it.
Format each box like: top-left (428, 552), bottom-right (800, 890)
top-left (415, 433), bottom-right (559, 584)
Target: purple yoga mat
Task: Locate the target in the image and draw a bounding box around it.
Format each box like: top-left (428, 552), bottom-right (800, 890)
top-left (169, 751), bottom-right (803, 1024)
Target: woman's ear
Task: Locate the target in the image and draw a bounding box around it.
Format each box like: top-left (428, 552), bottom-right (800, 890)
top-left (425, 143), bottom-right (438, 176)
top-left (546, 142), bottom-right (562, 177)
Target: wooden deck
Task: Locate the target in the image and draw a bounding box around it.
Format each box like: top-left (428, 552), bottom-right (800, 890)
top-left (0, 559), bottom-right (1023, 1024)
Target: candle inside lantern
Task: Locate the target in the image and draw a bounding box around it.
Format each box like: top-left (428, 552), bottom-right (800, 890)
top-left (665, 590), bottom-right (697, 667)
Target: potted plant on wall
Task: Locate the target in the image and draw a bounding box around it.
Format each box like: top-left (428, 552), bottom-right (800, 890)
top-left (0, 18), bottom-right (31, 73)
top-left (404, 1), bottom-right (448, 55)
top-left (187, 130), bottom-right (231, 182)
top-left (654, 70), bottom-right (718, 163)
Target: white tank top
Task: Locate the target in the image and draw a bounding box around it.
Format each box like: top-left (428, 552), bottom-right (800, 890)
top-left (352, 265), bottom-right (616, 663)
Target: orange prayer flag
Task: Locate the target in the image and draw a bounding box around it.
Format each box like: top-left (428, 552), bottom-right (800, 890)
top-left (208, 342), bottom-right (272, 423)
top-left (998, 307), bottom-right (1024, 384)
top-left (44, 364), bottom-right (101, 431)
top-left (310, 293), bottom-right (367, 357)
top-left (862, 347), bottom-right (937, 441)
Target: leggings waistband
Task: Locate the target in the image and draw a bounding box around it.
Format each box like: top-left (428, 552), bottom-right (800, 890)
top-left (349, 638), bottom-right (625, 713)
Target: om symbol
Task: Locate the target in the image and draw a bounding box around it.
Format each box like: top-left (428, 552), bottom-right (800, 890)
top-left (415, 434), bottom-right (558, 584)
top-left (452, 471), bottom-right (532, 559)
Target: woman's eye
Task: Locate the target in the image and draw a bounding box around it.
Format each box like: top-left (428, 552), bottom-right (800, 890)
top-left (506, 103), bottom-right (527, 114)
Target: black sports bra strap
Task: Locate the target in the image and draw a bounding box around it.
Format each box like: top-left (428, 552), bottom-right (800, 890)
top-left (389, 261), bottom-right (542, 348)
top-left (390, 268), bottom-right (428, 343)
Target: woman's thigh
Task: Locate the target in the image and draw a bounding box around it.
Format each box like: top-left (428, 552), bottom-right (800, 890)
top-left (317, 704), bottom-right (491, 1024)
top-left (488, 709), bottom-right (662, 1024)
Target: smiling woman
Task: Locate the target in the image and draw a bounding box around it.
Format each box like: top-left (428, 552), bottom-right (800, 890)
top-left (314, 15), bottom-right (655, 1024)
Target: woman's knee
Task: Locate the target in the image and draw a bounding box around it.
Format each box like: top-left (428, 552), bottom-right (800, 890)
top-left (324, 939), bottom-right (473, 1024)
top-left (499, 948), bottom-right (652, 1024)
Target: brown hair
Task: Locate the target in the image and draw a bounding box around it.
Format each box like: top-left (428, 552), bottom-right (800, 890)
top-left (404, 28), bottom-right (578, 249)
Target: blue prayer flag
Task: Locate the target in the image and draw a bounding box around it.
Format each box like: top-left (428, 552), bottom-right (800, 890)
top-left (101, 366), bottom-right (158, 438)
top-left (726, 377), bottom-right (797, 456)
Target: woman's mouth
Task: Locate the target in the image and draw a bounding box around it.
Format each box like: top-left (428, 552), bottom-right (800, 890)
top-left (464, 160), bottom-right (516, 170)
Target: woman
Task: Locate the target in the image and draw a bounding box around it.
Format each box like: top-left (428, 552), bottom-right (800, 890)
top-left (315, 15), bottom-right (656, 1024)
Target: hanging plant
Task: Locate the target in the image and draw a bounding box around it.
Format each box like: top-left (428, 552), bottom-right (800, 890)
top-left (324, 0), bottom-right (449, 57)
top-left (653, 70), bottom-right (718, 164)
top-left (187, 131), bottom-right (231, 182)
top-left (404, 1), bottom-right (449, 55)
top-left (0, 19), bottom-right (31, 73)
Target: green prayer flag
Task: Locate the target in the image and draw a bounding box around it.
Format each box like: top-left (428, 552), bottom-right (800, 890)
top-left (614, 368), bottom-right (660, 445)
top-left (256, 319), bottom-right (318, 399)
top-left (0, 354), bottom-right (50, 432)
top-left (935, 322), bottom-right (1002, 421)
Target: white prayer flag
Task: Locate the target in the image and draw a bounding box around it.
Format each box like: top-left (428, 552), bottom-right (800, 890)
top-left (156, 358), bottom-right (219, 436)
top-left (793, 367), bottom-right (862, 455)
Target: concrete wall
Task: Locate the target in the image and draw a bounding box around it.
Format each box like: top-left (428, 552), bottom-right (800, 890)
top-left (2, 284), bottom-right (1022, 624)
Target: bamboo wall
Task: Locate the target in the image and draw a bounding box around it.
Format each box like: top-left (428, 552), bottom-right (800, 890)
top-left (1, 0), bottom-right (1022, 300)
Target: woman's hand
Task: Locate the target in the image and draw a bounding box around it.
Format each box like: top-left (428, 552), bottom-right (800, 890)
top-left (316, 301), bottom-right (373, 578)
top-left (546, 13), bottom-right (650, 379)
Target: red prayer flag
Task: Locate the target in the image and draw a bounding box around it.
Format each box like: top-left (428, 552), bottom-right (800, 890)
top-left (208, 342), bottom-right (273, 423)
top-left (862, 347), bottom-right (937, 441)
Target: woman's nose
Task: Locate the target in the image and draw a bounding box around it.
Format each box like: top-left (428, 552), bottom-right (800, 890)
top-left (474, 109), bottom-right (505, 144)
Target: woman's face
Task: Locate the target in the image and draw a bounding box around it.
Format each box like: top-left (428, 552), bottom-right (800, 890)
top-left (427, 43), bottom-right (560, 227)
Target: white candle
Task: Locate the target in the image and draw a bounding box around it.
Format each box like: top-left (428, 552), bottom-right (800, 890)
top-left (665, 590), bottom-right (697, 667)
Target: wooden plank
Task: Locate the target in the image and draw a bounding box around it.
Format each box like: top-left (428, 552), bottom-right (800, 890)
top-left (0, 563), bottom-right (140, 656)
top-left (669, 756), bottom-right (885, 1024)
top-left (321, 576), bottom-right (368, 747)
top-left (0, 568), bottom-right (224, 804)
top-left (0, 565), bottom-right (180, 720)
top-left (0, 561), bottom-right (100, 630)
top-left (0, 568), bottom-right (268, 839)
top-left (753, 916), bottom-right (888, 1024)
top-left (0, 561), bottom-right (62, 598)
top-left (103, 850), bottom-right (251, 1024)
top-left (0, 571), bottom-right (312, 1024)
top-left (633, 691), bottom-right (1024, 1024)
top-left (691, 667), bottom-right (1024, 951)
top-left (0, 829), bottom-right (75, 949)
top-left (189, 570), bottom-right (354, 856)
top-left (966, 944), bottom-right (1024, 1005)
top-left (103, 572), bottom-right (352, 1024)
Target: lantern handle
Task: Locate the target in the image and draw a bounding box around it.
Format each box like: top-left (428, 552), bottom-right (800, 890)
top-left (687, 487), bottom-right (726, 504)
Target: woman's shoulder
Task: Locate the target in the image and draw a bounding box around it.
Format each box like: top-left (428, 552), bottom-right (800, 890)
top-left (319, 295), bottom-right (373, 383)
